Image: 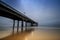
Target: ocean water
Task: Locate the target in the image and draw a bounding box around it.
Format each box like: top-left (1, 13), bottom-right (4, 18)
top-left (0, 26), bottom-right (60, 40)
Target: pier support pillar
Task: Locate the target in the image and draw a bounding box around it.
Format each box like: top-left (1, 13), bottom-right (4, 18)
top-left (36, 23), bottom-right (38, 26)
top-left (21, 20), bottom-right (23, 32)
top-left (17, 20), bottom-right (19, 33)
top-left (13, 20), bottom-right (15, 34)
top-left (31, 23), bottom-right (33, 26)
top-left (25, 22), bottom-right (27, 30)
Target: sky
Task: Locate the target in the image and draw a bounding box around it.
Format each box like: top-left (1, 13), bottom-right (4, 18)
top-left (0, 0), bottom-right (60, 28)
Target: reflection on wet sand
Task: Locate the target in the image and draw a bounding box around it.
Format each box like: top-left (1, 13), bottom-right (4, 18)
top-left (26, 29), bottom-right (60, 40)
top-left (0, 28), bottom-right (34, 40)
top-left (0, 28), bottom-right (60, 40)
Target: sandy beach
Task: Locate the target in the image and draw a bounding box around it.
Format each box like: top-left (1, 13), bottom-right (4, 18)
top-left (0, 27), bottom-right (60, 40)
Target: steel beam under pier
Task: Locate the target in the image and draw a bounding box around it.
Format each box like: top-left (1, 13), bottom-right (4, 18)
top-left (13, 20), bottom-right (15, 34)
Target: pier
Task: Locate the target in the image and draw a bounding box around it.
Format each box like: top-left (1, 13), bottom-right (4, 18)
top-left (0, 1), bottom-right (38, 33)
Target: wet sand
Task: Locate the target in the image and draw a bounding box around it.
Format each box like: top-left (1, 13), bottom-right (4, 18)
top-left (0, 27), bottom-right (60, 40)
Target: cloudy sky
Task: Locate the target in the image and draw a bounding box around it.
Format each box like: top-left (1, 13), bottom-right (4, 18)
top-left (0, 0), bottom-right (60, 28)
